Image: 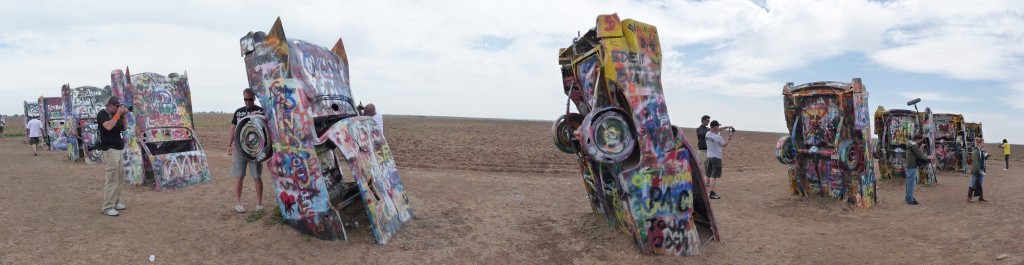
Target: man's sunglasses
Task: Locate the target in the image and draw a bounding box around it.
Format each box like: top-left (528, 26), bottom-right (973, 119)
top-left (244, 98), bottom-right (255, 102)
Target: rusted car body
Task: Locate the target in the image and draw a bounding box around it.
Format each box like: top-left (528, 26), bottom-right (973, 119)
top-left (776, 79), bottom-right (876, 208)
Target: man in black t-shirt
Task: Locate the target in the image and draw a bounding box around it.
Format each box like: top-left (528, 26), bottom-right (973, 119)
top-left (696, 115), bottom-right (711, 167)
top-left (97, 96), bottom-right (129, 217)
top-left (228, 88), bottom-right (265, 213)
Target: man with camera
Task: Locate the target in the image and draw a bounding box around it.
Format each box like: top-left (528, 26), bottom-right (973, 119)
top-left (705, 120), bottom-right (735, 200)
top-left (97, 97), bottom-right (129, 216)
top-left (358, 103), bottom-right (383, 133)
top-left (904, 133), bottom-right (932, 205)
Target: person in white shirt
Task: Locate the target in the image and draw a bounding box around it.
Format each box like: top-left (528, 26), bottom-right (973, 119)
top-left (704, 120), bottom-right (735, 199)
top-left (360, 103), bottom-right (384, 133)
top-left (0, 115), bottom-right (6, 136)
top-left (26, 117), bottom-right (44, 156)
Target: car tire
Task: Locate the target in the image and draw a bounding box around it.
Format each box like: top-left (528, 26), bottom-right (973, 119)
top-left (234, 115), bottom-right (273, 162)
top-left (552, 113), bottom-right (584, 154)
top-left (776, 136), bottom-right (796, 164)
top-left (838, 139), bottom-right (863, 173)
top-left (581, 109), bottom-right (635, 164)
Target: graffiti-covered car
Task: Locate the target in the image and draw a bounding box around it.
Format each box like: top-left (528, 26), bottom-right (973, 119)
top-left (965, 122), bottom-right (984, 166)
top-left (872, 107), bottom-right (937, 184)
top-left (239, 18), bottom-right (413, 244)
top-left (24, 100), bottom-right (41, 122)
top-left (111, 68), bottom-right (212, 191)
top-left (40, 96), bottom-right (68, 150)
top-left (776, 79), bottom-right (876, 208)
top-left (553, 13), bottom-right (719, 256)
top-left (24, 100), bottom-right (41, 144)
top-left (62, 85), bottom-right (112, 164)
top-left (931, 113), bottom-right (965, 172)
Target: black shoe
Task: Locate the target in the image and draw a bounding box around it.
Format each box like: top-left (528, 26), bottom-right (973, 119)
top-left (907, 200), bottom-right (919, 205)
top-left (709, 193), bottom-right (721, 199)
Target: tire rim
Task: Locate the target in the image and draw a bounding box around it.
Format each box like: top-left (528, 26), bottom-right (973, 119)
top-left (593, 114), bottom-right (630, 156)
top-left (239, 120), bottom-right (266, 157)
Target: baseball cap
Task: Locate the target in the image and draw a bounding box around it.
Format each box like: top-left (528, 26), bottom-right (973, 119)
top-left (710, 120), bottom-right (720, 127)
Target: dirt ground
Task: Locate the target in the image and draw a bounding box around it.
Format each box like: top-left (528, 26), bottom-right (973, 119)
top-left (1, 114), bottom-right (1021, 264)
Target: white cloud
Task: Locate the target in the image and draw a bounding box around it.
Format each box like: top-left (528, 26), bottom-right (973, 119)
top-left (0, 0), bottom-right (1021, 140)
top-left (896, 92), bottom-right (979, 103)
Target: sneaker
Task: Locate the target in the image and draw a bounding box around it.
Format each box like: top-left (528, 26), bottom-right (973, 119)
top-left (254, 205), bottom-right (264, 212)
top-left (103, 209), bottom-right (120, 216)
top-left (115, 203), bottom-right (126, 210)
top-left (234, 204), bottom-right (246, 213)
top-left (709, 193), bottom-right (721, 200)
top-left (907, 201), bottom-right (919, 205)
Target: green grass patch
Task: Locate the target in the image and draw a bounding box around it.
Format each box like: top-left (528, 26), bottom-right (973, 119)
top-left (264, 207), bottom-right (285, 226)
top-left (245, 210), bottom-right (264, 223)
top-left (2, 132), bottom-right (26, 138)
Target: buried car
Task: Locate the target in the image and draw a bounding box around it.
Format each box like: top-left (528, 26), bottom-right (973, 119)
top-left (776, 79), bottom-right (876, 208)
top-left (24, 100), bottom-right (41, 123)
top-left (553, 13), bottom-right (719, 256)
top-left (872, 106), bottom-right (937, 184)
top-left (964, 122), bottom-right (985, 168)
top-left (40, 96), bottom-right (68, 150)
top-left (24, 100), bottom-right (41, 144)
top-left (931, 113), bottom-right (966, 172)
top-left (63, 85), bottom-right (112, 164)
top-left (111, 68), bottom-right (212, 191)
top-left (238, 18), bottom-right (413, 244)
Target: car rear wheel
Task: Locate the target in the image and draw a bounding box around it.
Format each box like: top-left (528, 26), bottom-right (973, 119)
top-left (552, 113), bottom-right (584, 154)
top-left (838, 139), bottom-right (864, 173)
top-left (775, 136), bottom-right (796, 164)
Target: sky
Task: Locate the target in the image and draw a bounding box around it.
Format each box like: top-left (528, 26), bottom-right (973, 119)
top-left (2, 0), bottom-right (1023, 142)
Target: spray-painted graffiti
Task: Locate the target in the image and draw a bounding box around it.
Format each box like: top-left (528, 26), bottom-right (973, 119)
top-left (240, 18), bottom-right (413, 243)
top-left (872, 107), bottom-right (937, 184)
top-left (24, 101), bottom-right (41, 119)
top-left (39, 97), bottom-right (68, 150)
top-left (290, 40), bottom-right (357, 118)
top-left (554, 14), bottom-right (718, 256)
top-left (110, 69), bottom-right (144, 183)
top-left (930, 114), bottom-right (964, 171)
top-left (129, 73), bottom-right (195, 130)
top-left (777, 79), bottom-right (875, 208)
top-left (800, 97), bottom-right (841, 146)
top-left (887, 115), bottom-right (916, 146)
top-left (62, 85), bottom-right (112, 162)
top-left (964, 122), bottom-right (983, 166)
top-left (147, 151), bottom-right (212, 191)
top-left (324, 117), bottom-right (414, 244)
top-left (111, 69), bottom-right (211, 191)
top-left (919, 110), bottom-right (937, 184)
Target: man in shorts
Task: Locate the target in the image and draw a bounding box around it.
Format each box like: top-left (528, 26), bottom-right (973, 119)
top-left (704, 120), bottom-right (734, 199)
top-left (228, 88), bottom-right (265, 213)
top-left (26, 116), bottom-right (43, 156)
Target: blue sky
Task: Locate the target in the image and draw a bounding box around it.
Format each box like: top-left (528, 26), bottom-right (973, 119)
top-left (2, 0), bottom-right (1022, 141)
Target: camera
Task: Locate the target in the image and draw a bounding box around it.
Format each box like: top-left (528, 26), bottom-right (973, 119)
top-left (118, 104), bottom-right (134, 112)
